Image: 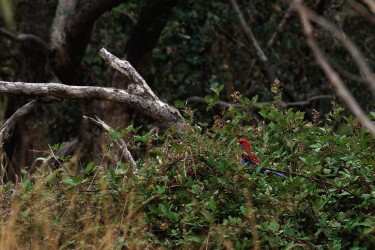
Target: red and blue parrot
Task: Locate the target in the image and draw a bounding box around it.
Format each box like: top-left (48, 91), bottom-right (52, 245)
top-left (238, 139), bottom-right (286, 178)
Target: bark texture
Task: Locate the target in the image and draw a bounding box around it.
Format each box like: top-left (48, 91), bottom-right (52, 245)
top-left (0, 49), bottom-right (185, 129)
top-left (105, 0), bottom-right (178, 131)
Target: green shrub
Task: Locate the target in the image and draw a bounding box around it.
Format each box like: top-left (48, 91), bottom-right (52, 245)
top-left (1, 91), bottom-right (374, 249)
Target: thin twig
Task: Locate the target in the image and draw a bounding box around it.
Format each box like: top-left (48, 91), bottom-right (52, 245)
top-left (228, 0), bottom-right (276, 83)
top-left (292, 0), bottom-right (375, 137)
top-left (186, 95), bottom-right (335, 110)
top-left (292, 2), bottom-right (375, 94)
top-left (0, 100), bottom-right (39, 147)
top-left (256, 228), bottom-right (315, 249)
top-left (330, 59), bottom-right (365, 83)
top-left (261, 168), bottom-right (360, 199)
top-left (218, 222), bottom-right (314, 248)
top-left (267, 0), bottom-right (296, 48)
top-left (0, 100), bottom-right (40, 183)
top-left (0, 28), bottom-right (49, 52)
top-left (83, 115), bottom-right (137, 170)
top-left (348, 0), bottom-right (375, 25)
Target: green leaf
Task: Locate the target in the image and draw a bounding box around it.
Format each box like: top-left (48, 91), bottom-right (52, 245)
top-left (135, 129), bottom-right (154, 142)
top-left (167, 212), bottom-right (179, 221)
top-left (210, 83), bottom-right (224, 95)
top-left (218, 159), bottom-right (229, 171)
top-left (174, 99), bottom-right (184, 108)
top-left (84, 162), bottom-right (95, 174)
top-left (148, 204), bottom-right (158, 214)
top-left (62, 176), bottom-right (83, 186)
top-left (204, 95), bottom-right (212, 103)
top-left (268, 221), bottom-right (280, 232)
top-left (191, 184), bottom-right (201, 195)
top-left (299, 156), bottom-right (315, 166)
top-left (323, 168), bottom-right (332, 175)
top-left (208, 198), bottom-right (217, 212)
top-left (309, 143), bottom-right (322, 152)
top-left (201, 210), bottom-right (214, 223)
top-left (51, 143), bottom-right (61, 151)
top-left (352, 218), bottom-right (374, 228)
top-left (159, 204), bottom-right (168, 216)
top-left (312, 197), bottom-right (327, 212)
top-left (188, 236), bottom-right (202, 243)
top-left (23, 180), bottom-right (34, 193)
top-left (204, 95), bottom-right (220, 110)
top-left (240, 205), bottom-right (248, 215)
top-left (45, 170), bottom-right (59, 183)
top-left (263, 132), bottom-right (269, 144)
top-left (109, 129), bottom-right (123, 140)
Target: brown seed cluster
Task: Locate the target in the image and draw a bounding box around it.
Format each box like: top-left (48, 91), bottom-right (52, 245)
top-left (311, 108), bottom-right (321, 124)
top-left (230, 91), bottom-right (242, 103)
top-left (352, 121), bottom-right (362, 134)
top-left (272, 78), bottom-right (282, 95)
top-left (296, 142), bottom-right (305, 154)
top-left (213, 115), bottom-right (225, 129)
top-left (331, 100), bottom-right (339, 110)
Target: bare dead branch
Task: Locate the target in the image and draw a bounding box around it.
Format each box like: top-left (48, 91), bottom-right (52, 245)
top-left (363, 0), bottom-right (375, 14)
top-left (267, 0), bottom-right (296, 48)
top-left (280, 95), bottom-right (336, 107)
top-left (186, 95), bottom-right (335, 110)
top-left (0, 49), bottom-right (185, 130)
top-left (228, 0), bottom-right (276, 83)
top-left (0, 100), bottom-right (39, 183)
top-left (186, 96), bottom-right (244, 110)
top-left (0, 100), bottom-right (39, 147)
top-left (0, 28), bottom-right (49, 51)
top-left (83, 116), bottom-right (136, 170)
top-left (0, 80), bottom-right (184, 129)
top-left (292, 2), bottom-right (375, 94)
top-left (99, 48), bottom-right (158, 100)
top-left (293, 0), bottom-right (375, 137)
top-left (348, 0), bottom-right (375, 25)
top-left (330, 59), bottom-right (365, 83)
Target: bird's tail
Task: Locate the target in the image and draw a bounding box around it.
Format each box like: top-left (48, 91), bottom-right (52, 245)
top-left (274, 171), bottom-right (286, 178)
top-left (269, 165), bottom-right (286, 178)
top-left (242, 160), bottom-right (286, 178)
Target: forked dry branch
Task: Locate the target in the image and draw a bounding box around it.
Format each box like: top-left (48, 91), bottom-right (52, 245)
top-left (0, 48), bottom-right (185, 129)
top-left (0, 100), bottom-right (40, 182)
top-left (83, 115), bottom-right (137, 171)
top-left (0, 48), bottom-right (186, 178)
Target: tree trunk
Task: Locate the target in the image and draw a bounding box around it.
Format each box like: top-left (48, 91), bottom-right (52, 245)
top-left (3, 0), bottom-right (53, 181)
top-left (104, 0), bottom-right (178, 129)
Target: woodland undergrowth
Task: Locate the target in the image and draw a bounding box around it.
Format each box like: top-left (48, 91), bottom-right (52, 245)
top-left (1, 86), bottom-right (374, 249)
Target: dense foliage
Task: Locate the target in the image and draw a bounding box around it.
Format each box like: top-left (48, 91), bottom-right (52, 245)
top-left (1, 87), bottom-right (374, 249)
top-left (1, 1), bottom-right (374, 248)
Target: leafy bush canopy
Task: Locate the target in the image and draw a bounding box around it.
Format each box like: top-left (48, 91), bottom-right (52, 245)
top-left (1, 87), bottom-right (374, 249)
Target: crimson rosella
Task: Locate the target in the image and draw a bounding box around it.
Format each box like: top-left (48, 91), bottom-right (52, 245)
top-left (237, 139), bottom-right (286, 178)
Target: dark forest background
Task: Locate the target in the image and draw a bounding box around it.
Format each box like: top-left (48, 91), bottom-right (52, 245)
top-left (0, 1), bottom-right (375, 249)
top-left (1, 0), bottom-right (373, 180)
